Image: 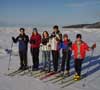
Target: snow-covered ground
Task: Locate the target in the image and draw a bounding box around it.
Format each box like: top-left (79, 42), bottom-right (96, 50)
top-left (0, 27), bottom-right (100, 90)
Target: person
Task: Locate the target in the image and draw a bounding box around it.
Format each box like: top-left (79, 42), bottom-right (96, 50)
top-left (59, 34), bottom-right (72, 76)
top-left (40, 31), bottom-right (51, 72)
top-left (50, 25), bottom-right (62, 73)
top-left (12, 28), bottom-right (29, 70)
top-left (72, 34), bottom-right (96, 80)
top-left (30, 28), bottom-right (41, 71)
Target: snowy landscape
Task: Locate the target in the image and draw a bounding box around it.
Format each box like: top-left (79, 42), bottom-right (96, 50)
top-left (0, 27), bottom-right (100, 90)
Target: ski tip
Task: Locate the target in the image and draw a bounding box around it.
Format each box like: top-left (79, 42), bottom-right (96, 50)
top-left (82, 84), bottom-right (86, 87)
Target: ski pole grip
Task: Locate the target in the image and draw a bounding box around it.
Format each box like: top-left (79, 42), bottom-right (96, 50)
top-left (91, 43), bottom-right (96, 50)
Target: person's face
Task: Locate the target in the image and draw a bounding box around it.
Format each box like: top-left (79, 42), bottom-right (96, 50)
top-left (64, 37), bottom-right (68, 41)
top-left (44, 32), bottom-right (48, 38)
top-left (33, 31), bottom-right (37, 35)
top-left (53, 28), bottom-right (58, 33)
top-left (20, 30), bottom-right (24, 35)
top-left (76, 37), bottom-right (81, 42)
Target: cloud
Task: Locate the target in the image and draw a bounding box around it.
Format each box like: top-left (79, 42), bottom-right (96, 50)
top-left (64, 0), bottom-right (100, 8)
top-left (64, 3), bottom-right (84, 7)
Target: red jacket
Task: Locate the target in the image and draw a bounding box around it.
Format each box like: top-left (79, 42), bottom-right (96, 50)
top-left (30, 33), bottom-right (41, 48)
top-left (72, 41), bottom-right (90, 60)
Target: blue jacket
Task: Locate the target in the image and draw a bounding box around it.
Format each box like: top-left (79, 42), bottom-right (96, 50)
top-left (59, 42), bottom-right (68, 50)
top-left (59, 40), bottom-right (72, 55)
top-left (12, 34), bottom-right (29, 52)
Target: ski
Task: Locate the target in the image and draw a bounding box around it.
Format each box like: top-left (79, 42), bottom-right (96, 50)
top-left (19, 68), bottom-right (32, 76)
top-left (19, 70), bottom-right (30, 76)
top-left (43, 73), bottom-right (68, 83)
top-left (51, 74), bottom-right (69, 84)
top-left (29, 70), bottom-right (41, 76)
top-left (6, 66), bottom-right (31, 77)
top-left (43, 75), bottom-right (60, 83)
top-left (6, 69), bottom-right (23, 76)
top-left (61, 79), bottom-right (76, 88)
top-left (60, 74), bottom-right (86, 88)
top-left (32, 71), bottom-right (46, 78)
top-left (39, 72), bottom-right (57, 80)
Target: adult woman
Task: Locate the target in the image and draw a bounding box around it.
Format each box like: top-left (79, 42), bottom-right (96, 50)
top-left (30, 28), bottom-right (41, 71)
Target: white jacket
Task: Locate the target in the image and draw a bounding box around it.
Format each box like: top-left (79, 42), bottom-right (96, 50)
top-left (51, 38), bottom-right (58, 50)
top-left (51, 32), bottom-right (61, 51)
top-left (41, 31), bottom-right (61, 51)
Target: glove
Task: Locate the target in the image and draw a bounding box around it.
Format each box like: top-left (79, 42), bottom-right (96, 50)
top-left (42, 38), bottom-right (48, 45)
top-left (32, 40), bottom-right (36, 44)
top-left (91, 43), bottom-right (96, 50)
top-left (50, 34), bottom-right (56, 38)
top-left (12, 37), bottom-right (15, 42)
top-left (48, 44), bottom-right (51, 47)
top-left (56, 37), bottom-right (60, 42)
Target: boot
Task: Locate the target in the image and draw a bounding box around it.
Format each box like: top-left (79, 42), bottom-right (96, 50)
top-left (74, 73), bottom-right (80, 81)
top-left (60, 71), bottom-right (64, 77)
top-left (18, 65), bottom-right (24, 70)
top-left (65, 70), bottom-right (70, 76)
top-left (23, 65), bottom-right (29, 70)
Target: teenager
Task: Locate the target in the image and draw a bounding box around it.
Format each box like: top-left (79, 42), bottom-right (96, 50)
top-left (12, 28), bottom-right (29, 70)
top-left (50, 25), bottom-right (62, 73)
top-left (30, 28), bottom-right (41, 71)
top-left (59, 34), bottom-right (72, 76)
top-left (72, 34), bottom-right (96, 80)
top-left (40, 31), bottom-right (51, 72)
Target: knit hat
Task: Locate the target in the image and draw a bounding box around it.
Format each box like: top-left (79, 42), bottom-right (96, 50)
top-left (33, 28), bottom-right (38, 32)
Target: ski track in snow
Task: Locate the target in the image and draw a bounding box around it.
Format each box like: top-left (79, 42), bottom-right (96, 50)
top-left (0, 27), bottom-right (100, 90)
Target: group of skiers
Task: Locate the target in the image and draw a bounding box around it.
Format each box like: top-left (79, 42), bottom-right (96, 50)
top-left (12, 25), bottom-right (96, 81)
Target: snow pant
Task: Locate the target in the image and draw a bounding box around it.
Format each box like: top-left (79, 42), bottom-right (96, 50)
top-left (19, 50), bottom-right (28, 68)
top-left (61, 50), bottom-right (71, 72)
top-left (31, 48), bottom-right (39, 69)
top-left (42, 51), bottom-right (51, 71)
top-left (74, 59), bottom-right (83, 76)
top-left (52, 50), bottom-right (59, 72)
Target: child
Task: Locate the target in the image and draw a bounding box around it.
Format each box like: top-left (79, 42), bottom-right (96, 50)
top-left (59, 34), bottom-right (72, 76)
top-left (72, 34), bottom-right (96, 80)
top-left (40, 31), bottom-right (51, 72)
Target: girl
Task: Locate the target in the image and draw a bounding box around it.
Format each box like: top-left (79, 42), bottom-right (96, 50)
top-left (59, 34), bottom-right (72, 76)
top-left (40, 31), bottom-right (51, 72)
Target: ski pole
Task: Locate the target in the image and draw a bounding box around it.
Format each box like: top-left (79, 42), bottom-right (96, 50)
top-left (8, 41), bottom-right (13, 71)
top-left (82, 49), bottom-right (94, 87)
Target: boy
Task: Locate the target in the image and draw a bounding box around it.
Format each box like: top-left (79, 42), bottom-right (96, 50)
top-left (12, 28), bottom-right (29, 70)
top-left (50, 25), bottom-right (62, 73)
top-left (72, 34), bottom-right (96, 80)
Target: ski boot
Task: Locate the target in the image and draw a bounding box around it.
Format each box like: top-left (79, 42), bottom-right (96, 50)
top-left (60, 71), bottom-right (64, 77)
top-left (23, 66), bottom-right (29, 70)
top-left (65, 70), bottom-right (70, 77)
top-left (74, 73), bottom-right (80, 81)
top-left (18, 66), bottom-right (24, 70)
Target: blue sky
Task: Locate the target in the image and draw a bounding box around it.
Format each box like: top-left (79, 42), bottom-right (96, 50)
top-left (0, 0), bottom-right (100, 26)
